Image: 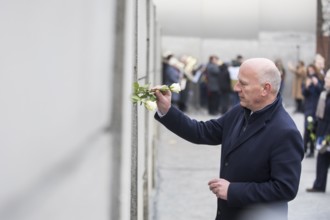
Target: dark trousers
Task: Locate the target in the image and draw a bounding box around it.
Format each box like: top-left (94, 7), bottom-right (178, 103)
top-left (178, 90), bottom-right (188, 112)
top-left (304, 127), bottom-right (315, 154)
top-left (219, 92), bottom-right (231, 114)
top-left (208, 91), bottom-right (219, 115)
top-left (199, 83), bottom-right (208, 108)
top-left (313, 151), bottom-right (330, 191)
top-left (295, 99), bottom-right (304, 113)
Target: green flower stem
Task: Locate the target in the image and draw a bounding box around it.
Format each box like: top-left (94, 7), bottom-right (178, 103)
top-left (132, 82), bottom-right (181, 111)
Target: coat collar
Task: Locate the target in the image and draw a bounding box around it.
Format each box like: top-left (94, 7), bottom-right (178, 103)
top-left (224, 95), bottom-right (282, 158)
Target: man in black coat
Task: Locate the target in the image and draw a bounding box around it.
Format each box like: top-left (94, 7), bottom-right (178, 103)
top-left (206, 55), bottom-right (221, 115)
top-left (154, 58), bottom-right (304, 220)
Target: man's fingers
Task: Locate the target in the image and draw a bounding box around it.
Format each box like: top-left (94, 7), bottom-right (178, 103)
top-left (154, 90), bottom-right (163, 98)
top-left (209, 182), bottom-right (220, 191)
top-left (208, 179), bottom-right (229, 200)
top-left (154, 89), bottom-right (171, 100)
top-left (208, 178), bottom-right (220, 185)
top-left (151, 85), bottom-right (163, 90)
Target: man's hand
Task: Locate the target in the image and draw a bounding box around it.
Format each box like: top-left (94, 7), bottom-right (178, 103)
top-left (154, 88), bottom-right (172, 115)
top-left (208, 178), bottom-right (230, 200)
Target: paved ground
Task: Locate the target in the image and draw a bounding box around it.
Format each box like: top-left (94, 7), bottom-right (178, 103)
top-left (152, 106), bottom-right (330, 220)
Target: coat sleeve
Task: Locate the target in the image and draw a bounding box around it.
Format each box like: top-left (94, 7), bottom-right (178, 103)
top-left (155, 106), bottom-right (224, 145)
top-left (227, 128), bottom-right (304, 207)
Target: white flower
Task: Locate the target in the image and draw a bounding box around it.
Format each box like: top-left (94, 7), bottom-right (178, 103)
top-left (307, 116), bottom-right (313, 123)
top-left (169, 83), bottom-right (181, 93)
top-left (159, 85), bottom-right (169, 92)
top-left (132, 81), bottom-right (181, 111)
top-left (144, 100), bottom-right (157, 111)
top-left (322, 139), bottom-right (327, 146)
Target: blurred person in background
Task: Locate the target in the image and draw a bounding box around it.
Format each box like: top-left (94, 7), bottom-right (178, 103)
top-left (164, 56), bottom-right (182, 107)
top-left (314, 53), bottom-right (326, 76)
top-left (197, 64), bottom-right (208, 110)
top-left (307, 69), bottom-right (330, 192)
top-left (228, 55), bottom-right (244, 106)
top-left (154, 58), bottom-right (304, 220)
top-left (162, 51), bottom-right (173, 84)
top-left (275, 58), bottom-right (286, 95)
top-left (206, 55), bottom-right (221, 115)
top-left (178, 55), bottom-right (197, 112)
top-left (302, 64), bottom-right (324, 158)
top-left (218, 62), bottom-right (233, 114)
top-left (288, 60), bottom-right (306, 113)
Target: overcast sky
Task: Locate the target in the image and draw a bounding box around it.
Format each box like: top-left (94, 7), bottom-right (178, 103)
top-left (153, 0), bottom-right (316, 39)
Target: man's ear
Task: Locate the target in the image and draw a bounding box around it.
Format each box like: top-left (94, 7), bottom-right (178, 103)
top-left (261, 83), bottom-right (272, 96)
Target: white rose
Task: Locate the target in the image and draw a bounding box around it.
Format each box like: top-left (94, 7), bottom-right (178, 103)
top-left (169, 83), bottom-right (181, 93)
top-left (322, 139), bottom-right (327, 146)
top-left (307, 116), bottom-right (313, 123)
top-left (159, 85), bottom-right (169, 92)
top-left (144, 100), bottom-right (157, 111)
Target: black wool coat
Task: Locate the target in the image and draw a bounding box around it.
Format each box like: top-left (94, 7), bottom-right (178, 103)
top-left (155, 96), bottom-right (304, 220)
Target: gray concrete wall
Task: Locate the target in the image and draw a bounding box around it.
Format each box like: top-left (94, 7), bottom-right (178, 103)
top-left (154, 0), bottom-right (316, 39)
top-left (0, 0), bottom-right (115, 218)
top-left (131, 0), bottom-right (162, 219)
top-left (0, 0), bottom-right (161, 219)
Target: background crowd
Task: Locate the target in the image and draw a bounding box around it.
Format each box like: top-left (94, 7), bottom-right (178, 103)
top-left (162, 52), bottom-right (243, 115)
